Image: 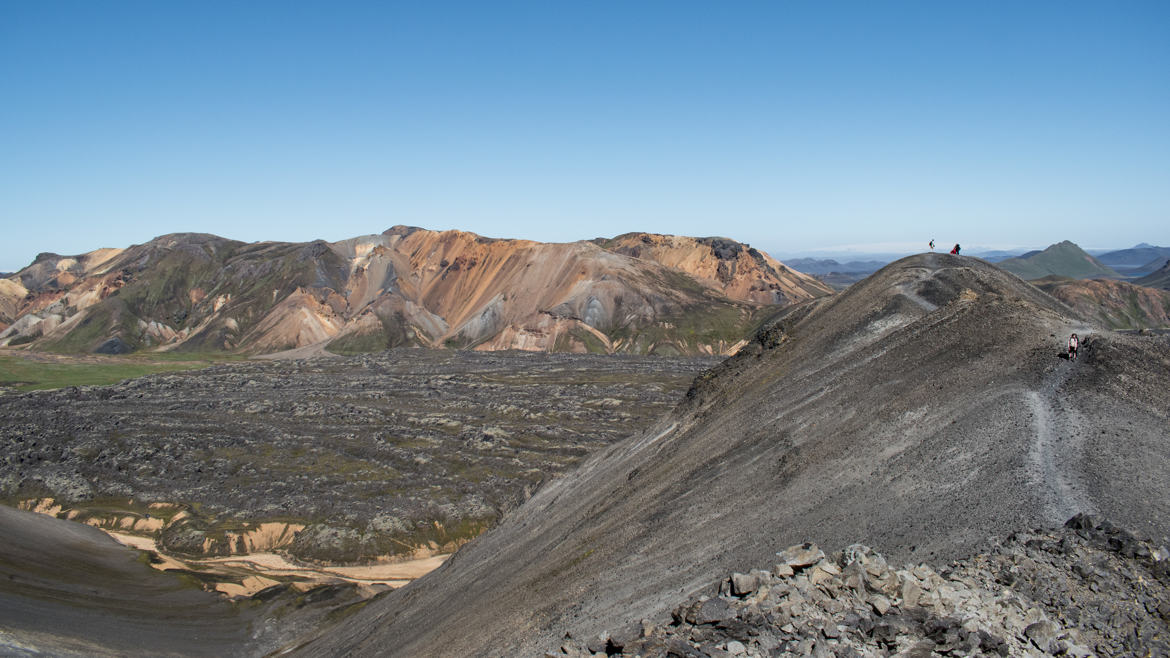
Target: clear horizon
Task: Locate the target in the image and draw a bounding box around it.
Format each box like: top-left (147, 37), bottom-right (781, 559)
top-left (2, 2), bottom-right (1168, 271)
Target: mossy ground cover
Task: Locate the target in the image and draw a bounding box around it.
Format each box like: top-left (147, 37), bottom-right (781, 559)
top-left (0, 352), bottom-right (223, 392)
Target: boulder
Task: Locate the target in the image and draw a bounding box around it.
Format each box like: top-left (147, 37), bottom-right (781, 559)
top-left (694, 597), bottom-right (737, 625)
top-left (776, 542), bottom-right (824, 569)
top-left (730, 572), bottom-right (758, 597)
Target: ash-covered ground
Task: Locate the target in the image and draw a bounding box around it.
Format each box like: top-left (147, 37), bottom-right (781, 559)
top-left (0, 349), bottom-right (718, 562)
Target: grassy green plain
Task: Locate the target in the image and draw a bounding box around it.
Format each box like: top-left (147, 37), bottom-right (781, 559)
top-left (0, 350), bottom-right (237, 392)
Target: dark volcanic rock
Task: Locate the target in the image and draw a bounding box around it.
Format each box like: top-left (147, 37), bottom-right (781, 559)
top-left (0, 349), bottom-right (717, 562)
top-left (564, 518), bottom-right (1170, 658)
top-left (94, 336), bottom-right (132, 354)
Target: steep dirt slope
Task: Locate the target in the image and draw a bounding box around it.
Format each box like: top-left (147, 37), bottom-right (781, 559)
top-left (1, 228), bottom-right (829, 356)
top-left (0, 504), bottom-right (251, 656)
top-left (0, 278), bottom-right (28, 330)
top-left (0, 505), bottom-right (384, 657)
top-left (1036, 277), bottom-right (1170, 329)
top-left (296, 254), bottom-right (1170, 656)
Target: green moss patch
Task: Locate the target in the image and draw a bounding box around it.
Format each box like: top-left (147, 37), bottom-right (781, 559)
top-left (0, 354), bottom-right (203, 392)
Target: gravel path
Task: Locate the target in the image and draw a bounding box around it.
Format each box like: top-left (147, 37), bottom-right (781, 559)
top-left (1025, 330), bottom-right (1099, 526)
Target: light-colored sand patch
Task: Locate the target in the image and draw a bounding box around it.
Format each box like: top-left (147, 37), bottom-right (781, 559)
top-left (117, 515), bottom-right (165, 532)
top-left (324, 554), bottom-right (448, 581)
top-left (225, 522), bottom-right (304, 553)
top-left (81, 247), bottom-right (124, 273)
top-left (102, 529), bottom-right (447, 596)
top-left (201, 551), bottom-right (449, 583)
top-left (106, 531), bottom-right (189, 571)
top-left (106, 531), bottom-right (157, 552)
top-left (215, 575), bottom-right (281, 597)
top-left (0, 278), bottom-right (28, 298)
top-left (17, 498), bottom-right (62, 516)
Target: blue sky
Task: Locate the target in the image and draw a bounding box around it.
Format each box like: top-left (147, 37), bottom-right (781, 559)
top-left (2, 1), bottom-right (1168, 270)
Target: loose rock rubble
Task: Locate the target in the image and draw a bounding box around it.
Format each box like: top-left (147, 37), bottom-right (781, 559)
top-left (555, 515), bottom-right (1170, 657)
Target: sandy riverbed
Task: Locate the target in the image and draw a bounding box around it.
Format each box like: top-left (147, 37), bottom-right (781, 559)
top-left (106, 530), bottom-right (448, 597)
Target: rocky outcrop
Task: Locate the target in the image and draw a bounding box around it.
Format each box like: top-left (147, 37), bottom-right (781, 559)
top-left (559, 515), bottom-right (1170, 657)
top-left (1, 228), bottom-right (831, 355)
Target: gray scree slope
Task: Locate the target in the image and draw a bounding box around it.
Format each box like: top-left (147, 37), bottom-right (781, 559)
top-left (294, 253), bottom-right (1170, 657)
top-left (0, 505), bottom-right (251, 657)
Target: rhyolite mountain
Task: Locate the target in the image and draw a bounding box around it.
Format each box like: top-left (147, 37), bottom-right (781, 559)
top-left (1035, 276), bottom-right (1170, 329)
top-left (0, 228), bottom-right (831, 356)
top-left (996, 240), bottom-right (1120, 280)
top-left (293, 253), bottom-right (1170, 656)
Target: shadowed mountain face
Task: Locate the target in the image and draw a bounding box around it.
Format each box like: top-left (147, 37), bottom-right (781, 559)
top-left (296, 254), bottom-right (1170, 656)
top-left (0, 228), bottom-right (831, 356)
top-left (1137, 259), bottom-right (1170, 290)
top-left (997, 240), bottom-right (1119, 280)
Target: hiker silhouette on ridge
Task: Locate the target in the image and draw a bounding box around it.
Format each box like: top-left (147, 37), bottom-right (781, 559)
top-left (929, 239), bottom-right (935, 251)
top-left (950, 243), bottom-right (961, 255)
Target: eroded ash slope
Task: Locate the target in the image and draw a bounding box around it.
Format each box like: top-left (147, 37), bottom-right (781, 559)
top-left (296, 253), bottom-right (1170, 656)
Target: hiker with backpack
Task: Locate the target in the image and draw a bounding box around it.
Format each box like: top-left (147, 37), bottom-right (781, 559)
top-left (950, 243), bottom-right (961, 255)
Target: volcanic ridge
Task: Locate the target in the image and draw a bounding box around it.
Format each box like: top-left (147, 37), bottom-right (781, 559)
top-left (294, 253), bottom-right (1170, 656)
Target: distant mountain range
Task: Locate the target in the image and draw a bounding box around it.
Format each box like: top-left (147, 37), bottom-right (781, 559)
top-left (1096, 243), bottom-right (1170, 276)
top-left (1136, 259), bottom-right (1170, 290)
top-left (0, 228), bottom-right (832, 356)
top-left (784, 242), bottom-right (1170, 274)
top-left (782, 258), bottom-right (889, 276)
top-left (997, 240), bottom-right (1120, 280)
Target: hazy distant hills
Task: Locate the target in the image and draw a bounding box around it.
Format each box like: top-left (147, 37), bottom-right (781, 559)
top-left (781, 257), bottom-right (890, 276)
top-left (0, 228), bottom-right (832, 356)
top-left (1136, 259), bottom-right (1170, 290)
top-left (997, 240), bottom-right (1120, 280)
top-left (781, 258), bottom-right (891, 290)
top-left (966, 249), bottom-right (1023, 262)
top-left (1097, 243), bottom-right (1170, 276)
top-left (995, 241), bottom-right (1170, 329)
